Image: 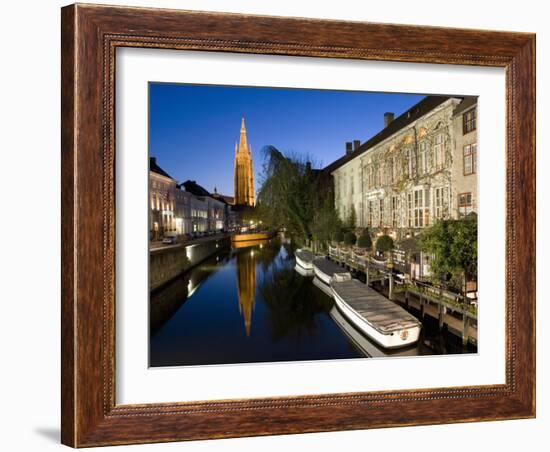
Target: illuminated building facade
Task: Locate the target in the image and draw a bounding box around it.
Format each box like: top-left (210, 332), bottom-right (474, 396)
top-left (329, 96), bottom-right (478, 240)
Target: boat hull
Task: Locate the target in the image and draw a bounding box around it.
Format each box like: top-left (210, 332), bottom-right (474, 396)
top-left (312, 257), bottom-right (351, 285)
top-left (313, 265), bottom-right (332, 285)
top-left (312, 276), bottom-right (334, 297)
top-left (295, 254), bottom-right (314, 272)
top-left (332, 289), bottom-right (421, 349)
top-left (295, 263), bottom-right (313, 277)
top-left (329, 307), bottom-right (418, 358)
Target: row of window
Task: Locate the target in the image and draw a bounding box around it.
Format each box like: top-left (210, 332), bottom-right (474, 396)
top-left (336, 134), bottom-right (448, 198)
top-left (358, 186), bottom-right (473, 229)
top-left (191, 209), bottom-right (208, 219)
top-left (335, 140), bottom-right (477, 201)
top-left (150, 195), bottom-right (174, 212)
top-left (150, 180), bottom-right (173, 190)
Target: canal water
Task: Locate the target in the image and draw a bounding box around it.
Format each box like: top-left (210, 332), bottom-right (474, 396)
top-left (150, 237), bottom-right (474, 367)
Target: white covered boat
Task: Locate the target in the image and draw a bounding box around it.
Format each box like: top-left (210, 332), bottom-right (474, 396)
top-left (312, 257), bottom-right (351, 285)
top-left (329, 307), bottom-right (418, 358)
top-left (312, 275), bottom-right (334, 297)
top-left (294, 249), bottom-right (315, 276)
top-left (295, 263), bottom-right (312, 278)
top-left (331, 279), bottom-right (421, 349)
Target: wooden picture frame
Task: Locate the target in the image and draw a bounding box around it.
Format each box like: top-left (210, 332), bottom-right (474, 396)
top-left (61, 3), bottom-right (535, 447)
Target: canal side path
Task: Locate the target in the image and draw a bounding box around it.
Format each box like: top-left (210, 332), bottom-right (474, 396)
top-left (150, 232), bottom-right (233, 252)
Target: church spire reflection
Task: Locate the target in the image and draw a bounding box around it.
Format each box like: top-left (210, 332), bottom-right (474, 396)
top-left (235, 248), bottom-right (257, 336)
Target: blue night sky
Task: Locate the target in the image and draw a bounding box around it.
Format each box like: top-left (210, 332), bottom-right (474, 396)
top-left (149, 83), bottom-right (425, 197)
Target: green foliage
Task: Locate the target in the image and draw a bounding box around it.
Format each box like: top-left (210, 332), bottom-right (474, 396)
top-left (376, 235), bottom-right (394, 253)
top-left (344, 231), bottom-right (357, 246)
top-left (417, 216), bottom-right (478, 291)
top-left (310, 187), bottom-right (342, 247)
top-left (239, 206), bottom-right (258, 225)
top-left (332, 229), bottom-right (344, 243)
top-left (256, 146), bottom-right (316, 245)
top-left (357, 232), bottom-right (372, 250)
top-left (257, 146), bottom-right (341, 248)
top-left (346, 204), bottom-right (357, 229)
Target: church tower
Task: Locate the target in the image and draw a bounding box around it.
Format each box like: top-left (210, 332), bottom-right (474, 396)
top-left (234, 118), bottom-right (255, 206)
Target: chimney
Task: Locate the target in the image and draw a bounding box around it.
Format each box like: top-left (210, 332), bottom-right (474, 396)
top-left (353, 140), bottom-right (361, 151)
top-left (384, 112), bottom-right (395, 128)
top-left (345, 142), bottom-right (353, 155)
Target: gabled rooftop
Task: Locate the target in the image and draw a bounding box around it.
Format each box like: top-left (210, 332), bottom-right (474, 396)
top-left (181, 180), bottom-right (211, 198)
top-left (149, 157), bottom-right (174, 180)
top-left (323, 95), bottom-right (455, 174)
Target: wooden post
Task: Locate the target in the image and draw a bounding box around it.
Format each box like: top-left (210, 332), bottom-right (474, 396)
top-left (405, 287), bottom-right (409, 307)
top-left (462, 314), bottom-right (470, 346)
top-left (389, 272), bottom-right (394, 301)
top-left (366, 264), bottom-right (370, 286)
top-left (438, 302), bottom-right (444, 330)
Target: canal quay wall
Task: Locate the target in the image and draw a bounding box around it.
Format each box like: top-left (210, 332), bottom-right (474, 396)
top-left (150, 236), bottom-right (231, 291)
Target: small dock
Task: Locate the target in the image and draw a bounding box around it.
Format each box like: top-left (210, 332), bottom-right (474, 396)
top-left (328, 244), bottom-right (477, 346)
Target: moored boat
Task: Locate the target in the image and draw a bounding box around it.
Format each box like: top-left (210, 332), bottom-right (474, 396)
top-left (312, 275), bottom-right (333, 297)
top-left (331, 279), bottom-right (421, 349)
top-left (329, 307), bottom-right (418, 358)
top-left (312, 257), bottom-right (351, 285)
top-left (294, 249), bottom-right (315, 276)
top-left (295, 263), bottom-right (312, 278)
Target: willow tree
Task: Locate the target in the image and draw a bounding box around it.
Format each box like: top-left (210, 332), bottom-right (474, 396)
top-left (256, 146), bottom-right (338, 248)
top-left (310, 186), bottom-right (342, 251)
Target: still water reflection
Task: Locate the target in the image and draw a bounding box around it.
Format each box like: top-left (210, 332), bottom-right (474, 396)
top-left (149, 238), bottom-right (472, 367)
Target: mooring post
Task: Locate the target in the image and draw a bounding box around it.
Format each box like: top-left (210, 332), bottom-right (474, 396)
top-left (462, 314), bottom-right (470, 346)
top-left (365, 265), bottom-right (369, 286)
top-left (438, 302), bottom-right (444, 330)
top-left (389, 272), bottom-right (394, 301)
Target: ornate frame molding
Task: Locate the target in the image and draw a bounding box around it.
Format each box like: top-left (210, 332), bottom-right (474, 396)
top-left (61, 4), bottom-right (535, 447)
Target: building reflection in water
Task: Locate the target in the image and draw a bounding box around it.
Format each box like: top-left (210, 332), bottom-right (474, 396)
top-left (235, 246), bottom-right (258, 336)
top-left (149, 254), bottom-right (228, 337)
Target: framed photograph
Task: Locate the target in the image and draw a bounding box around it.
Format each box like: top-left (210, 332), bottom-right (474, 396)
top-left (61, 3), bottom-right (536, 447)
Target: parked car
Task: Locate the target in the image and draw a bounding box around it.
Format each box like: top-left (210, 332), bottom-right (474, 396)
top-left (162, 233), bottom-right (177, 245)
